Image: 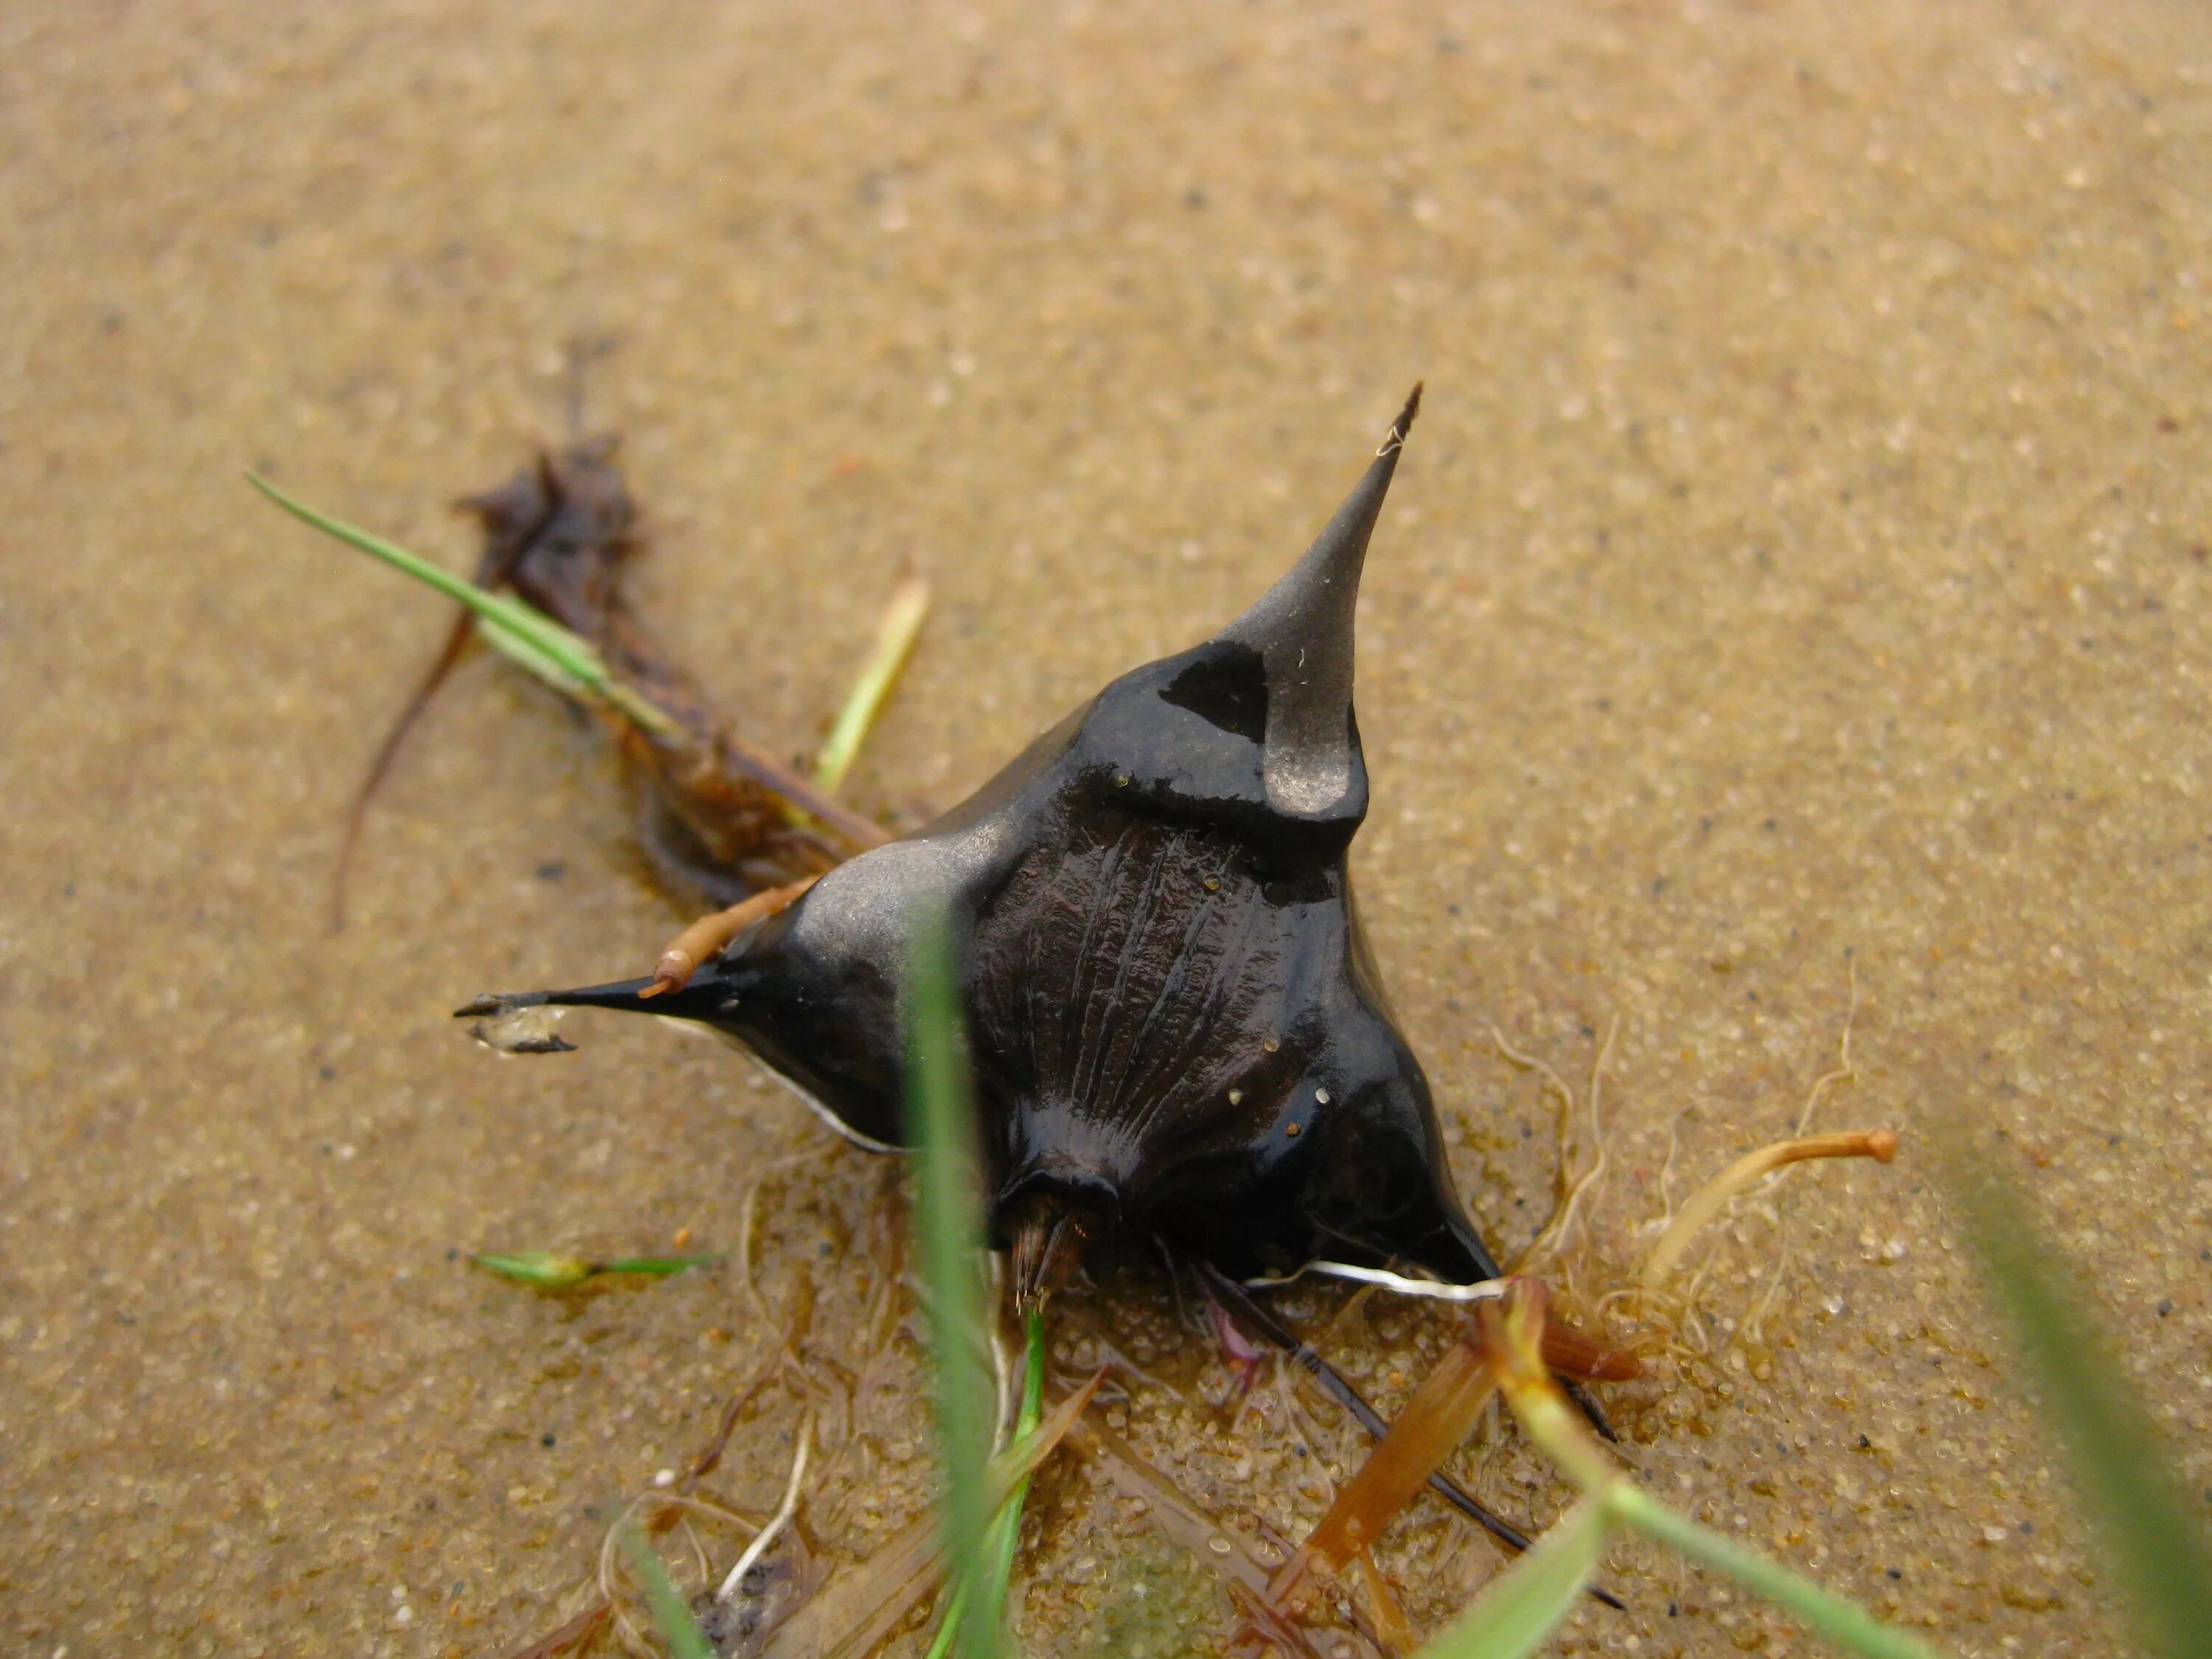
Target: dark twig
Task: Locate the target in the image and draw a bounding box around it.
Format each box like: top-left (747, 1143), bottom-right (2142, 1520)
top-left (1195, 1261), bottom-right (1626, 1613)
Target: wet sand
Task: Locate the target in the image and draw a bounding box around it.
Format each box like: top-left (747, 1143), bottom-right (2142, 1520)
top-left (3, 3), bottom-right (2209, 1655)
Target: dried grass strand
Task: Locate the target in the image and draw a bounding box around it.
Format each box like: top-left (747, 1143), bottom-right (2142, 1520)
top-left (716, 1414), bottom-right (815, 1601)
top-left (1642, 1129), bottom-right (1899, 1290)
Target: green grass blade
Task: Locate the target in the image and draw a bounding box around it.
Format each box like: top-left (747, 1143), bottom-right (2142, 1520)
top-left (469, 1252), bottom-right (596, 1288)
top-left (814, 578), bottom-right (928, 796)
top-left (1945, 1147), bottom-right (2212, 1658)
top-left (246, 472), bottom-right (599, 680)
top-left (1609, 1485), bottom-right (1947, 1659)
top-left (615, 1523), bottom-right (716, 1659)
top-left (903, 904), bottom-right (1001, 1659)
top-left (470, 1253), bottom-right (713, 1287)
top-left (925, 1306), bottom-right (1046, 1659)
top-left (598, 1256), bottom-right (717, 1278)
top-left (246, 471), bottom-right (681, 738)
top-left (1414, 1494), bottom-right (1612, 1659)
top-left (997, 1305), bottom-right (1048, 1566)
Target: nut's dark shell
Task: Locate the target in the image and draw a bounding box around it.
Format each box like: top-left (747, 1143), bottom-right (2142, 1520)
top-left (469, 388), bottom-right (1502, 1290)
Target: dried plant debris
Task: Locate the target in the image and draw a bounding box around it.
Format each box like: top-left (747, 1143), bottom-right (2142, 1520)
top-left (1480, 986), bottom-right (1902, 1410)
top-left (324, 437), bottom-right (891, 923)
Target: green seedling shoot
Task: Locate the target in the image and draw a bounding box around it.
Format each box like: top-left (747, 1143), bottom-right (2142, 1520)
top-left (470, 1253), bottom-right (714, 1290)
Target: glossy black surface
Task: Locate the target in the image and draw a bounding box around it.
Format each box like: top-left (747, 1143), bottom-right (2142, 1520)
top-left (467, 387), bottom-right (1505, 1287)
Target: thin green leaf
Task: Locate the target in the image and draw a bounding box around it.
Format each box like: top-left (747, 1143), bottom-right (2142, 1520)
top-left (1414, 1493), bottom-right (1611, 1659)
top-left (903, 904), bottom-right (1001, 1659)
top-left (1610, 1485), bottom-right (1947, 1659)
top-left (469, 1252), bottom-right (712, 1288)
top-left (599, 1256), bottom-right (717, 1279)
top-left (814, 578), bottom-right (928, 796)
top-left (615, 1523), bottom-right (716, 1659)
top-left (246, 471), bottom-right (681, 738)
top-left (246, 473), bottom-right (595, 680)
top-left (925, 1306), bottom-right (1046, 1659)
top-left (470, 1252), bottom-right (595, 1289)
top-left (995, 1306), bottom-right (1048, 1573)
top-left (1945, 1144), bottom-right (2212, 1658)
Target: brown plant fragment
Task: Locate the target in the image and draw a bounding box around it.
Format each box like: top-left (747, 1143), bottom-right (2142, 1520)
top-left (1539, 1318), bottom-right (1646, 1384)
top-left (333, 437), bottom-right (886, 925)
top-left (1271, 1329), bottom-right (1499, 1615)
top-left (1196, 1265), bottom-right (1543, 1558)
top-left (1354, 1548), bottom-right (1420, 1655)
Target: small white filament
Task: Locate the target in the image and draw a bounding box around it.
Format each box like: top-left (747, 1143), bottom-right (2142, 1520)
top-left (1241, 1260), bottom-right (1510, 1303)
top-left (715, 1414), bottom-right (814, 1603)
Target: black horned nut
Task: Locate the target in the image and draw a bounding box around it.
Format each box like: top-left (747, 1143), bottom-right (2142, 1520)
top-left (463, 388), bottom-right (1501, 1306)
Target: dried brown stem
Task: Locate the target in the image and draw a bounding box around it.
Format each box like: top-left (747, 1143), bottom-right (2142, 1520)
top-left (1282, 1334), bottom-right (1498, 1585)
top-left (1537, 1321), bottom-right (1645, 1385)
top-left (1354, 1548), bottom-right (1419, 1655)
top-left (1642, 1128), bottom-right (1899, 1290)
top-left (1195, 1264), bottom-right (1538, 1559)
top-left (640, 874), bottom-right (820, 998)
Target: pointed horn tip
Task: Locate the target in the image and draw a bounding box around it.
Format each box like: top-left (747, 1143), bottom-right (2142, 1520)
top-left (456, 975), bottom-right (672, 1020)
top-left (1378, 383), bottom-right (1423, 457)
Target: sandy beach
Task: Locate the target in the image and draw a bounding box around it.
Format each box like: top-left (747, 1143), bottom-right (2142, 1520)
top-left (3, 3), bottom-right (2208, 1654)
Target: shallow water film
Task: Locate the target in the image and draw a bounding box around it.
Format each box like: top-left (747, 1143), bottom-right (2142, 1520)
top-left (4, 4), bottom-right (2210, 1656)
